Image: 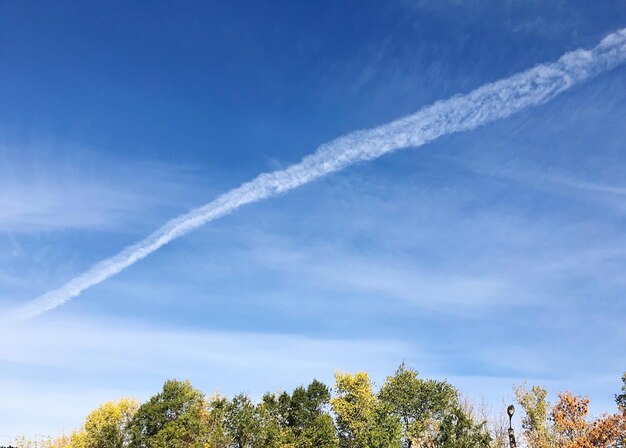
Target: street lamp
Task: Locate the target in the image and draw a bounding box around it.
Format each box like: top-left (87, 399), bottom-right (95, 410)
top-left (507, 405), bottom-right (517, 448)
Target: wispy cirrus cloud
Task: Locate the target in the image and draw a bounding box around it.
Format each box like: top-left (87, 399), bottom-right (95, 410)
top-left (0, 142), bottom-right (205, 233)
top-left (1, 312), bottom-right (621, 441)
top-left (0, 315), bottom-right (412, 440)
top-left (6, 27), bottom-right (626, 322)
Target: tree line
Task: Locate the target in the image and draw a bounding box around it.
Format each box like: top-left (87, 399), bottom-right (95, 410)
top-left (14, 365), bottom-right (626, 448)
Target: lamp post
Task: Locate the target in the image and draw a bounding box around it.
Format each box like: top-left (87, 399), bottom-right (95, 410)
top-left (507, 405), bottom-right (517, 448)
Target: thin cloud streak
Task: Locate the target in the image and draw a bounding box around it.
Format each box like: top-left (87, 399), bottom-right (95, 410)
top-left (6, 27), bottom-right (626, 321)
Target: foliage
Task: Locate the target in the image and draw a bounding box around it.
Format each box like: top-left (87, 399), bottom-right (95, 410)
top-left (12, 367), bottom-right (626, 448)
top-left (282, 379), bottom-right (338, 448)
top-left (435, 404), bottom-right (492, 448)
top-left (379, 363), bottom-right (453, 447)
top-left (331, 371), bottom-right (377, 448)
top-left (224, 393), bottom-right (261, 448)
top-left (514, 383), bottom-right (553, 448)
top-left (331, 371), bottom-right (401, 448)
top-left (13, 432), bottom-right (84, 448)
top-left (206, 393), bottom-right (233, 448)
top-left (515, 383), bottom-right (626, 448)
top-left (617, 373), bottom-right (626, 411)
top-left (551, 392), bottom-right (590, 444)
top-left (127, 379), bottom-right (209, 448)
top-left (379, 363), bottom-right (490, 448)
top-left (79, 398), bottom-right (139, 448)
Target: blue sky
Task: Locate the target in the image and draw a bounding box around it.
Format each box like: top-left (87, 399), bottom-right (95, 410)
top-left (1, 0), bottom-right (626, 440)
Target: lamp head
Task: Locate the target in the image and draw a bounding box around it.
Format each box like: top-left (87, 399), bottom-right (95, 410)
top-left (507, 404), bottom-right (515, 418)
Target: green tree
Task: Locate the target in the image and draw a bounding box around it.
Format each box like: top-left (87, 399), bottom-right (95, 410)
top-left (224, 393), bottom-right (261, 448)
top-left (256, 392), bottom-right (284, 448)
top-left (514, 383), bottom-right (553, 448)
top-left (379, 363), bottom-right (489, 448)
top-left (379, 363), bottom-right (457, 447)
top-left (434, 405), bottom-right (491, 448)
top-left (286, 380), bottom-right (337, 448)
top-left (206, 393), bottom-right (232, 448)
top-left (127, 379), bottom-right (208, 448)
top-left (365, 402), bottom-right (403, 448)
top-left (300, 413), bottom-right (337, 448)
top-left (251, 380), bottom-right (337, 448)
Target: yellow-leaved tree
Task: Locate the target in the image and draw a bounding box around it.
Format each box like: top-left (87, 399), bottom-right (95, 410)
top-left (13, 398), bottom-right (138, 448)
top-left (331, 371), bottom-right (402, 448)
top-left (78, 397), bottom-right (139, 448)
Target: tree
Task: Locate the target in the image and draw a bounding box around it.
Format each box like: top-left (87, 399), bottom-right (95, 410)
top-left (582, 413), bottom-right (625, 448)
top-left (332, 371), bottom-right (377, 448)
top-left (617, 373), bottom-right (626, 448)
top-left (206, 393), bottom-right (232, 448)
top-left (79, 398), bottom-right (138, 448)
top-left (515, 381), bottom-right (626, 448)
top-left (13, 432), bottom-right (84, 448)
top-left (256, 392), bottom-right (284, 448)
top-left (251, 380), bottom-right (338, 448)
top-left (285, 380), bottom-right (337, 448)
top-left (224, 393), bottom-right (261, 448)
top-left (127, 379), bottom-right (208, 448)
top-left (486, 405), bottom-right (509, 448)
top-left (378, 363), bottom-right (457, 447)
top-left (379, 363), bottom-right (490, 448)
top-left (14, 369), bottom-right (625, 448)
top-left (365, 401), bottom-right (403, 448)
top-left (300, 412), bottom-right (337, 448)
top-left (514, 383), bottom-right (553, 448)
top-left (617, 373), bottom-right (626, 411)
top-left (551, 390), bottom-right (625, 448)
top-left (434, 405), bottom-right (491, 448)
top-left (551, 392), bottom-right (589, 445)
top-left (331, 371), bottom-right (401, 448)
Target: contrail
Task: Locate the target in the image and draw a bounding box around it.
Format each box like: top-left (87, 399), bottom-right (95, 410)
top-left (6, 28), bottom-right (626, 321)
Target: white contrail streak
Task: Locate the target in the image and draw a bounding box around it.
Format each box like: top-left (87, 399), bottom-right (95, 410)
top-left (6, 28), bottom-right (626, 321)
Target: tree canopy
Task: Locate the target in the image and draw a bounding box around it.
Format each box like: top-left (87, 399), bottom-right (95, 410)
top-left (515, 376), bottom-right (626, 448)
top-left (13, 368), bottom-right (626, 448)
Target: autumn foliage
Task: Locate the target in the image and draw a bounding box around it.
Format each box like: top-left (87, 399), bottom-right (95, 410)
top-left (13, 368), bottom-right (626, 448)
top-left (515, 378), bottom-right (626, 448)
